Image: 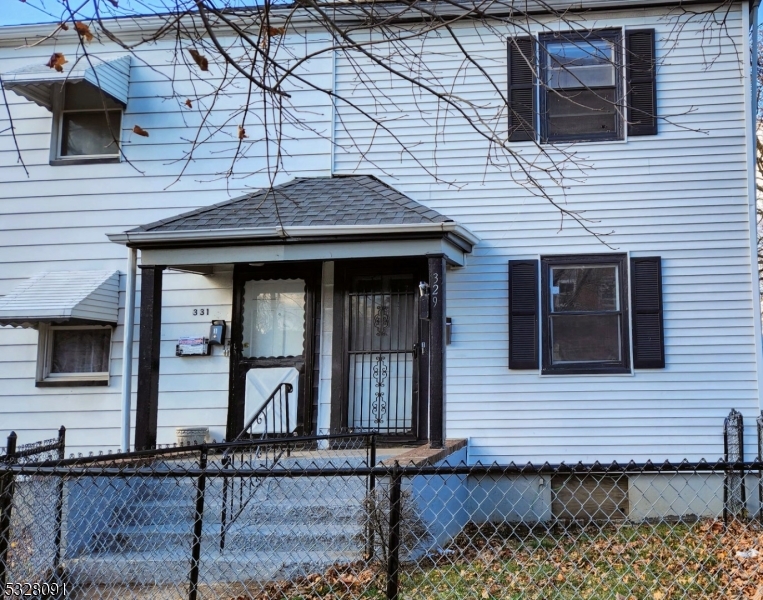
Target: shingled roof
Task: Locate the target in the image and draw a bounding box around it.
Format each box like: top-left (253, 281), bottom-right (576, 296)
top-left (130, 175), bottom-right (451, 233)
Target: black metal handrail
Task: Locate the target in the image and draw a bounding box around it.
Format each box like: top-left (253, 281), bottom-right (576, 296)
top-left (229, 381), bottom-right (295, 446)
top-left (220, 381), bottom-right (294, 549)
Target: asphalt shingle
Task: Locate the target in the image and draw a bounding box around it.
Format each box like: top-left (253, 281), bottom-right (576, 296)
top-left (130, 175), bottom-right (451, 233)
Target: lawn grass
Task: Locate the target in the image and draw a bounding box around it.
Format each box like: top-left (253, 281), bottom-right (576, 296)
top-left (401, 519), bottom-right (759, 600)
top-left (243, 518), bottom-right (763, 600)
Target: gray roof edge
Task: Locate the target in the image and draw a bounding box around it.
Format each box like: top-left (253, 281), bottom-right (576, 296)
top-left (108, 222), bottom-right (479, 249)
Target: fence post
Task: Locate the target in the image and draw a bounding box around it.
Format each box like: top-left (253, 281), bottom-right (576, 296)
top-left (189, 445), bottom-right (208, 600)
top-left (365, 434), bottom-right (377, 561)
top-left (5, 432), bottom-right (16, 462)
top-left (0, 467), bottom-right (16, 589)
top-left (386, 461), bottom-right (402, 600)
top-left (220, 453), bottom-right (231, 551)
top-left (53, 426), bottom-right (66, 576)
top-left (724, 409), bottom-right (744, 522)
top-left (758, 413), bottom-right (763, 522)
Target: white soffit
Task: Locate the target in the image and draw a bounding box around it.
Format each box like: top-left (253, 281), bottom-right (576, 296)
top-left (2, 55), bottom-right (130, 110)
top-left (0, 271), bottom-right (120, 328)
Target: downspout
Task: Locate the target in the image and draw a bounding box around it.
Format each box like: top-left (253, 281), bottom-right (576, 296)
top-left (120, 247), bottom-right (138, 452)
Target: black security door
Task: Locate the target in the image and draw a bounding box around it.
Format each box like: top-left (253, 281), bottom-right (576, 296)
top-left (333, 260), bottom-right (426, 441)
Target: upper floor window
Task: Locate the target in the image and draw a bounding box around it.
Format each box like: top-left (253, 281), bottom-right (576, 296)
top-left (541, 31), bottom-right (622, 142)
top-left (508, 29), bottom-right (657, 143)
top-left (54, 83), bottom-right (122, 161)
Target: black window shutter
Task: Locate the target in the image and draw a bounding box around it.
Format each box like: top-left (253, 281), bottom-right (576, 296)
top-left (630, 256), bottom-right (665, 368)
top-left (626, 29), bottom-right (657, 136)
top-left (508, 37), bottom-right (537, 142)
top-left (509, 260), bottom-right (539, 369)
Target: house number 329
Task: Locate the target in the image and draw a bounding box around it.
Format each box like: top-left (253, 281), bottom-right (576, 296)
top-left (431, 273), bottom-right (439, 307)
top-left (193, 308), bottom-right (210, 316)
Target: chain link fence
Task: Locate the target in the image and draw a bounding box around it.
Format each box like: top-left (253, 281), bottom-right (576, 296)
top-left (2, 430), bottom-right (763, 599)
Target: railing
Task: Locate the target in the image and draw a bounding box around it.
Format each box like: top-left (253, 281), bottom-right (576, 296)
top-left (219, 381), bottom-right (295, 549)
top-left (218, 430), bottom-right (376, 551)
top-left (231, 381), bottom-right (295, 444)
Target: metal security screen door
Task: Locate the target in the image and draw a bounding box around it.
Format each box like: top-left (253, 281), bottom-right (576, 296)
top-left (347, 275), bottom-right (417, 436)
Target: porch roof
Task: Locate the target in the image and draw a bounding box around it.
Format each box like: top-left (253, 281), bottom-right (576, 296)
top-left (107, 175), bottom-right (478, 268)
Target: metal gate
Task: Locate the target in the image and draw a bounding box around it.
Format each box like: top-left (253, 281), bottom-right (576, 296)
top-left (347, 282), bottom-right (417, 436)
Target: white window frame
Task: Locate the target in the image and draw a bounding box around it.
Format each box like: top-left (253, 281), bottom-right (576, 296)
top-left (49, 83), bottom-right (123, 166)
top-left (36, 324), bottom-right (112, 387)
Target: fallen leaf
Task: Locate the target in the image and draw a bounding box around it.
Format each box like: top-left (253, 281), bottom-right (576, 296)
top-left (74, 21), bottom-right (93, 42)
top-left (481, 590), bottom-right (489, 599)
top-left (267, 26), bottom-right (285, 37)
top-left (188, 48), bottom-right (209, 72)
top-left (45, 52), bottom-right (67, 72)
top-left (238, 125), bottom-right (247, 140)
top-left (184, 98), bottom-right (192, 108)
top-left (132, 125), bottom-right (149, 137)
top-left (652, 592), bottom-right (664, 600)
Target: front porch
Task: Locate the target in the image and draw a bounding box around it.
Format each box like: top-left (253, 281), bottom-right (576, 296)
top-left (107, 176), bottom-right (477, 450)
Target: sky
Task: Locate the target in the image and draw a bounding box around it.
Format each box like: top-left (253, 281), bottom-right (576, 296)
top-left (3, 1), bottom-right (70, 26)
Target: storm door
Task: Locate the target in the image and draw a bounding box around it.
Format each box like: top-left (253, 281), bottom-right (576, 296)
top-left (346, 275), bottom-right (418, 437)
top-left (227, 265), bottom-right (318, 440)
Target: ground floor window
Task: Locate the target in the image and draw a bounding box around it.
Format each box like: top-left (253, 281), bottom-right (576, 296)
top-left (36, 324), bottom-right (112, 386)
top-left (509, 254), bottom-right (664, 373)
top-left (541, 254), bottom-right (629, 374)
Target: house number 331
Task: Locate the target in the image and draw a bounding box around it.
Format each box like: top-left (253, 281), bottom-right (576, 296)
top-left (431, 273), bottom-right (439, 307)
top-left (193, 308), bottom-right (210, 316)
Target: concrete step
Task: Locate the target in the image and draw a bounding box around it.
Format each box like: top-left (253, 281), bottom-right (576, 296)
top-left (89, 519), bottom-right (364, 554)
top-left (66, 549), bottom-right (364, 586)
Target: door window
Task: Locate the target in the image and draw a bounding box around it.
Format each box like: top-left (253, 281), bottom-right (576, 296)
top-left (241, 279), bottom-right (306, 358)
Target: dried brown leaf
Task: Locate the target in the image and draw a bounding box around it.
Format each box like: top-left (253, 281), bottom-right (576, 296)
top-left (267, 26), bottom-right (285, 37)
top-left (45, 53), bottom-right (67, 72)
top-left (74, 21), bottom-right (93, 42)
top-left (237, 125), bottom-right (247, 140)
top-left (188, 49), bottom-right (209, 72)
top-left (59, 22), bottom-right (69, 31)
top-left (184, 99), bottom-right (192, 109)
top-left (132, 125), bottom-right (149, 137)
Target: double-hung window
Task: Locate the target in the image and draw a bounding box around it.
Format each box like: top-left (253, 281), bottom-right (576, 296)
top-left (508, 29), bottom-right (657, 143)
top-left (508, 255), bottom-right (665, 374)
top-left (542, 255), bottom-right (629, 374)
top-left (542, 31), bottom-right (621, 142)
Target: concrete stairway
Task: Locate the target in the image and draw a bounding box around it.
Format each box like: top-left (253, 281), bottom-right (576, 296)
top-left (63, 452), bottom-right (374, 586)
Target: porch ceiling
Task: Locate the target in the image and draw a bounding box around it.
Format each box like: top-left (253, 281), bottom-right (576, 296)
top-left (107, 175), bottom-right (478, 267)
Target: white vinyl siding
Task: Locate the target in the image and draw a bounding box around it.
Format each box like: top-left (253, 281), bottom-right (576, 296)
top-left (0, 32), bottom-right (333, 454)
top-left (0, 4), bottom-right (758, 462)
top-left (332, 5), bottom-right (759, 462)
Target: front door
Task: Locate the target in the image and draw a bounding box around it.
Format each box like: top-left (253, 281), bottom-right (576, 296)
top-left (227, 265), bottom-right (319, 440)
top-left (345, 273), bottom-right (420, 438)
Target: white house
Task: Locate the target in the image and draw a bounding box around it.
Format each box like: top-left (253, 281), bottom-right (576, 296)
top-left (0, 0), bottom-right (760, 464)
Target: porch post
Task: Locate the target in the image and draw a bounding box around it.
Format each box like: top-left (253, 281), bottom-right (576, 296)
top-left (135, 265), bottom-right (164, 450)
top-left (428, 255), bottom-right (446, 449)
